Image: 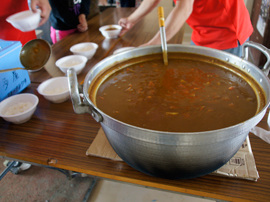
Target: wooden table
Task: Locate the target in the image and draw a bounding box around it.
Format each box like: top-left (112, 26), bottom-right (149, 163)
top-left (1, 8), bottom-right (270, 202)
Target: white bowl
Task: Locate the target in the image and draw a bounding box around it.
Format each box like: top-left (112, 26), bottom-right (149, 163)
top-left (113, 47), bottom-right (135, 55)
top-left (37, 77), bottom-right (70, 103)
top-left (0, 93), bottom-right (39, 124)
top-left (6, 9), bottom-right (41, 32)
top-left (99, 25), bottom-right (122, 39)
top-left (55, 55), bottom-right (87, 75)
top-left (70, 42), bottom-right (98, 60)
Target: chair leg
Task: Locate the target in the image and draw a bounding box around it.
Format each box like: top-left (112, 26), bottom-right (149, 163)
top-left (82, 177), bottom-right (98, 202)
top-left (0, 161), bottom-right (22, 180)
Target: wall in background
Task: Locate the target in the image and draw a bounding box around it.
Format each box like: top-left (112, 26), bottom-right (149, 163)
top-left (245, 0), bottom-right (255, 15)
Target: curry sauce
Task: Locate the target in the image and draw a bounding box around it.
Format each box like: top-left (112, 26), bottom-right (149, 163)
top-left (89, 53), bottom-right (265, 132)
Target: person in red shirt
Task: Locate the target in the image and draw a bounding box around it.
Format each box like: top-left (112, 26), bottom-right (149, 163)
top-left (0, 0), bottom-right (51, 173)
top-left (118, 0), bottom-right (253, 57)
top-left (0, 0), bottom-right (51, 45)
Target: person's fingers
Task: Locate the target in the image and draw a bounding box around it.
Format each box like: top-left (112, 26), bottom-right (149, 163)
top-left (30, 0), bottom-right (38, 12)
top-left (38, 11), bottom-right (50, 27)
top-left (77, 24), bottom-right (88, 32)
top-left (119, 28), bottom-right (128, 36)
top-left (39, 8), bottom-right (51, 26)
top-left (38, 19), bottom-right (45, 27)
top-left (118, 18), bottom-right (128, 28)
top-left (80, 27), bottom-right (88, 32)
top-left (36, 0), bottom-right (51, 27)
top-left (39, 7), bottom-right (51, 26)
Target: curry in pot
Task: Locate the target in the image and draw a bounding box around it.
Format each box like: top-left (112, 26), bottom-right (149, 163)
top-left (89, 53), bottom-right (265, 132)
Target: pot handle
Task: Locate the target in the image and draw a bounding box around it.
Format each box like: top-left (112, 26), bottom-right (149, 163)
top-left (67, 68), bottom-right (103, 123)
top-left (242, 41), bottom-right (270, 75)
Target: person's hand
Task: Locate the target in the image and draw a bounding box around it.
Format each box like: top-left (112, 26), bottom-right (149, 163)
top-left (99, 0), bottom-right (108, 6)
top-left (118, 18), bottom-right (135, 36)
top-left (31, 0), bottom-right (51, 27)
top-left (77, 14), bottom-right (88, 32)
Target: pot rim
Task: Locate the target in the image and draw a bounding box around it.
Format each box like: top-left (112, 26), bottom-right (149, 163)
top-left (83, 44), bottom-right (270, 137)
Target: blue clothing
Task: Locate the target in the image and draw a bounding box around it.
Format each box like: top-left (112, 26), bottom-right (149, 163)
top-left (190, 40), bottom-right (247, 58)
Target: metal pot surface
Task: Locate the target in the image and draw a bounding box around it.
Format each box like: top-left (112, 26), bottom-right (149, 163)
top-left (68, 42), bottom-right (270, 179)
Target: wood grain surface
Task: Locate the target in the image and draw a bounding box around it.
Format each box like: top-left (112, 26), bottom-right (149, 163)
top-left (1, 8), bottom-right (270, 202)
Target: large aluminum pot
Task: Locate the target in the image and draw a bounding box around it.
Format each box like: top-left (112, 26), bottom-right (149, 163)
top-left (68, 42), bottom-right (270, 179)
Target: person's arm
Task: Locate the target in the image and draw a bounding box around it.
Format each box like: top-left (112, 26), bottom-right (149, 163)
top-left (77, 14), bottom-right (88, 32)
top-left (30, 0), bottom-right (51, 27)
top-left (143, 0), bottom-right (194, 46)
top-left (118, 0), bottom-right (161, 35)
top-left (77, 0), bottom-right (91, 32)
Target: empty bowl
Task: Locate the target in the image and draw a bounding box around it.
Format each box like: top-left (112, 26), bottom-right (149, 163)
top-left (37, 77), bottom-right (70, 103)
top-left (6, 9), bottom-right (41, 32)
top-left (70, 42), bottom-right (98, 60)
top-left (55, 55), bottom-right (88, 75)
top-left (99, 25), bottom-right (122, 39)
top-left (0, 93), bottom-right (39, 124)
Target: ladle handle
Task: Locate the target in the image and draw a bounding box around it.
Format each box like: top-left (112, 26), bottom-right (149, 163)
top-left (158, 6), bottom-right (168, 66)
top-left (242, 41), bottom-right (270, 75)
top-left (0, 67), bottom-right (25, 73)
top-left (158, 7), bottom-right (165, 27)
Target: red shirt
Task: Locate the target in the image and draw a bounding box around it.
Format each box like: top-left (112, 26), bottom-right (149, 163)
top-left (0, 1), bottom-right (36, 45)
top-left (174, 0), bottom-right (253, 50)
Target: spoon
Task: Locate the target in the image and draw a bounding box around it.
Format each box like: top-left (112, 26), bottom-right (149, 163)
top-left (158, 6), bottom-right (168, 65)
top-left (0, 39), bottom-right (52, 73)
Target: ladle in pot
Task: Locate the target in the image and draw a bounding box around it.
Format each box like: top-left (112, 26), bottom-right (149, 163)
top-left (0, 39), bottom-right (51, 73)
top-left (158, 6), bottom-right (168, 65)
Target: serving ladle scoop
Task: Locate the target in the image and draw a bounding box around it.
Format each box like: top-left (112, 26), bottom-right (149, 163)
top-left (0, 39), bottom-right (51, 73)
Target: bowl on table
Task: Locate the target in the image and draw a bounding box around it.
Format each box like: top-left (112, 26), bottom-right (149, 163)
top-left (99, 25), bottom-right (122, 39)
top-left (37, 77), bottom-right (70, 103)
top-left (55, 55), bottom-right (88, 75)
top-left (70, 42), bottom-right (98, 60)
top-left (0, 93), bottom-right (39, 124)
top-left (6, 9), bottom-right (41, 32)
